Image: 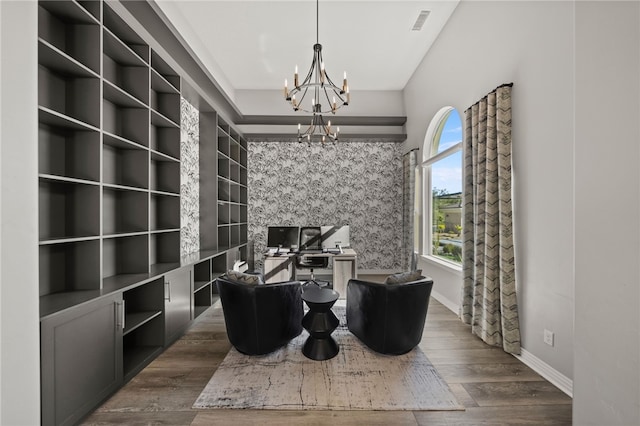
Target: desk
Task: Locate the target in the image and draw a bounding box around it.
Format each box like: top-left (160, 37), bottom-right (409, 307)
top-left (263, 249), bottom-right (357, 298)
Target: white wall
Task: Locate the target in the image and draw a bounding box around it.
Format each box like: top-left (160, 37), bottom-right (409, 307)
top-left (404, 0), bottom-right (575, 380)
top-left (0, 1), bottom-right (40, 424)
top-left (574, 2), bottom-right (640, 424)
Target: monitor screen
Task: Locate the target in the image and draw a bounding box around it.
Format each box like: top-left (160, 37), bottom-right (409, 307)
top-left (321, 225), bottom-right (350, 249)
top-left (267, 226), bottom-right (300, 249)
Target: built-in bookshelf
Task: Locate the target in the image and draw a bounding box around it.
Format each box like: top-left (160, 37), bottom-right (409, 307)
top-left (204, 116), bottom-right (249, 251)
top-left (38, 0), bottom-right (181, 313)
top-left (37, 1), bottom-right (249, 424)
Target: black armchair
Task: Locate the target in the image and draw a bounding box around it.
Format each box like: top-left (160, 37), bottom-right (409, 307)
top-left (216, 276), bottom-right (304, 355)
top-left (346, 276), bottom-right (434, 355)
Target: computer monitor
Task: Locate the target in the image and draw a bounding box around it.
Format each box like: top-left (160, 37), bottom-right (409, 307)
top-left (267, 226), bottom-right (300, 250)
top-left (321, 225), bottom-right (350, 251)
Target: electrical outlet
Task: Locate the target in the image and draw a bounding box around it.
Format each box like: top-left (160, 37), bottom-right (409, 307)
top-left (544, 329), bottom-right (554, 346)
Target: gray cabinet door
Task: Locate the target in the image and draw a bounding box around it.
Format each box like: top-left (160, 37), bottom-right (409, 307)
top-left (164, 266), bottom-right (193, 344)
top-left (41, 293), bottom-right (123, 426)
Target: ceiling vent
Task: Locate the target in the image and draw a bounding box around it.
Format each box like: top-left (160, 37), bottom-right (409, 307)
top-left (411, 10), bottom-right (430, 31)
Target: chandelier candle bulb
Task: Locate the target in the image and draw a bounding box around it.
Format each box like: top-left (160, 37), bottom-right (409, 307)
top-left (343, 72), bottom-right (347, 92)
top-left (294, 66), bottom-right (299, 87)
top-left (284, 79), bottom-right (289, 98)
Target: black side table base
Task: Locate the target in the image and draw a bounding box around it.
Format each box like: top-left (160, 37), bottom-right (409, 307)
top-left (301, 287), bottom-right (340, 361)
top-left (303, 336), bottom-right (339, 360)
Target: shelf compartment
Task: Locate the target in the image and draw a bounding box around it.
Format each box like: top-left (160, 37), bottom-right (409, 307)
top-left (103, 138), bottom-right (149, 190)
top-left (150, 153), bottom-right (180, 194)
top-left (229, 140), bottom-right (241, 163)
top-left (150, 193), bottom-right (180, 231)
top-left (38, 39), bottom-right (98, 79)
top-left (150, 126), bottom-right (180, 160)
top-left (217, 133), bottom-right (230, 157)
top-left (123, 278), bottom-right (164, 335)
top-left (39, 178), bottom-right (100, 241)
top-left (230, 225), bottom-right (240, 247)
top-left (230, 204), bottom-right (240, 224)
top-left (123, 318), bottom-right (164, 381)
top-left (193, 259), bottom-right (211, 293)
top-left (39, 239), bottom-right (100, 296)
top-left (103, 4), bottom-right (149, 64)
top-left (217, 118), bottom-right (230, 136)
top-left (38, 2), bottom-right (100, 74)
top-left (239, 167), bottom-right (248, 186)
top-left (218, 179), bottom-right (229, 202)
top-left (103, 100), bottom-right (149, 147)
top-left (218, 156), bottom-right (229, 179)
top-left (103, 81), bottom-right (147, 109)
top-left (218, 203), bottom-right (230, 225)
top-left (240, 148), bottom-right (247, 168)
top-left (103, 187), bottom-right (149, 235)
top-left (193, 284), bottom-right (212, 319)
top-left (103, 29), bottom-right (147, 68)
top-left (240, 205), bottom-right (248, 223)
top-left (38, 121), bottom-right (100, 182)
top-left (38, 67), bottom-right (100, 128)
top-left (150, 231), bottom-right (180, 267)
top-left (150, 92), bottom-right (180, 126)
top-left (211, 254), bottom-right (227, 278)
top-left (103, 234), bottom-right (149, 279)
top-left (151, 109), bottom-right (179, 129)
top-left (123, 310), bottom-right (162, 337)
top-left (229, 183), bottom-right (240, 204)
top-left (239, 137), bottom-right (248, 150)
top-left (103, 38), bottom-right (149, 106)
top-left (217, 226), bottom-right (230, 250)
top-left (151, 50), bottom-right (180, 92)
top-left (239, 224), bottom-right (248, 244)
top-left (229, 163), bottom-right (240, 185)
top-left (239, 186), bottom-right (248, 205)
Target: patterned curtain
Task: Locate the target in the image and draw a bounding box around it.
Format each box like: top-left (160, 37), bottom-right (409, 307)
top-left (402, 149), bottom-right (418, 271)
top-left (461, 84), bottom-right (521, 354)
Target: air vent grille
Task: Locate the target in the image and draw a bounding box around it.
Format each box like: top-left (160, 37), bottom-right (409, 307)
top-left (412, 10), bottom-right (430, 31)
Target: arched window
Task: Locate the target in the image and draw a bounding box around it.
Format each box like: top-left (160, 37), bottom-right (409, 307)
top-left (421, 107), bottom-right (463, 265)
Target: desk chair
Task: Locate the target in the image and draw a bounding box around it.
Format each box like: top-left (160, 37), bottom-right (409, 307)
top-left (297, 227), bottom-right (330, 288)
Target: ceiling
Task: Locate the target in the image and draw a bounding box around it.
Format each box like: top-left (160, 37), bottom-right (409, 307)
top-left (154, 0), bottom-right (460, 104)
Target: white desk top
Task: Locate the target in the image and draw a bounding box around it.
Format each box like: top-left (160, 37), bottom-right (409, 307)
top-left (264, 248), bottom-right (356, 258)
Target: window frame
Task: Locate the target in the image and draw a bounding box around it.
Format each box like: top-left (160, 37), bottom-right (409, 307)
top-left (420, 106), bottom-right (463, 269)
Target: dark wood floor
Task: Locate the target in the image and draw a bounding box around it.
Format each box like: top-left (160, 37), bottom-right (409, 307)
top-left (83, 295), bottom-right (572, 426)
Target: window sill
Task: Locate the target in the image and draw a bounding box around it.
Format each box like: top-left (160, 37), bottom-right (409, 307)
top-left (419, 255), bottom-right (463, 276)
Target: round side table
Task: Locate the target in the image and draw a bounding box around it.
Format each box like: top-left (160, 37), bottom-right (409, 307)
top-left (301, 287), bottom-right (340, 360)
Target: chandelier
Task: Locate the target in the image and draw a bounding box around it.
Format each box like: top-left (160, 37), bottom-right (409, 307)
top-left (283, 0), bottom-right (349, 145)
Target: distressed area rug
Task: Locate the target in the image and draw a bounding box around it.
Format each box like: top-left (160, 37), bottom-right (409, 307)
top-left (193, 306), bottom-right (463, 411)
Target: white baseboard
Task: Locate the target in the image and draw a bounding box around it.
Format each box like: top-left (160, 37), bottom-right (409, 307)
top-left (430, 289), bottom-right (459, 314)
top-left (514, 349), bottom-right (573, 397)
top-left (428, 291), bottom-right (573, 398)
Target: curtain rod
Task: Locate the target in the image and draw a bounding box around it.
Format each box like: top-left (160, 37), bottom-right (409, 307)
top-left (465, 82), bottom-right (514, 113)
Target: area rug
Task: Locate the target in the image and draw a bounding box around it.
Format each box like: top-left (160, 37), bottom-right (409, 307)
top-left (193, 306), bottom-right (463, 411)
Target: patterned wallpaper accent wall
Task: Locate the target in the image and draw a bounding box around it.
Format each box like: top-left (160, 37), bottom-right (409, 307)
top-left (248, 141), bottom-right (404, 271)
top-left (180, 98), bottom-right (200, 257)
